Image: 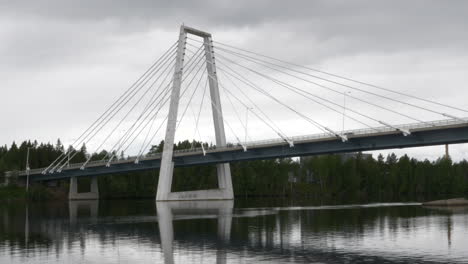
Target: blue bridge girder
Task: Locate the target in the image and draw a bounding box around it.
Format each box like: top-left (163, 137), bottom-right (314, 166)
top-left (18, 120), bottom-right (468, 182)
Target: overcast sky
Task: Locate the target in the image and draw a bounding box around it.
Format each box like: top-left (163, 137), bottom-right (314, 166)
top-left (1, 0), bottom-right (468, 161)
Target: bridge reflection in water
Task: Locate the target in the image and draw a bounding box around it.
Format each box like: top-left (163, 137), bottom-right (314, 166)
top-left (18, 200), bottom-right (278, 264)
top-left (156, 201), bottom-right (234, 264)
top-left (5, 200), bottom-right (468, 263)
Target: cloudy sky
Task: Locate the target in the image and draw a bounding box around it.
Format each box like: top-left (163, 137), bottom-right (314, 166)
top-left (1, 0), bottom-right (468, 161)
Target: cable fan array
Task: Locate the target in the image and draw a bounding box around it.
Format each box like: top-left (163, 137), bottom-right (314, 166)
top-left (41, 36), bottom-right (468, 174)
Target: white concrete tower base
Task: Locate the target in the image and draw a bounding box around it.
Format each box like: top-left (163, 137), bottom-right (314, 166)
top-left (68, 176), bottom-right (99, 200)
top-left (156, 25), bottom-right (234, 201)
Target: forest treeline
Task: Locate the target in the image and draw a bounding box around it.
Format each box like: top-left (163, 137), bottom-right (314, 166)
top-left (1, 139), bottom-right (467, 201)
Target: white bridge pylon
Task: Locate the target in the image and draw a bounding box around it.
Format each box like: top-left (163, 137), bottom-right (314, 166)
top-left (156, 26), bottom-right (234, 201)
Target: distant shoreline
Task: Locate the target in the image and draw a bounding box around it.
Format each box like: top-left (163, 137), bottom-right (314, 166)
top-left (423, 197), bottom-right (468, 206)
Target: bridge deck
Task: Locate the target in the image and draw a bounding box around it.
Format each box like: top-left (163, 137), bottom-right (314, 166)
top-left (16, 118), bottom-right (468, 181)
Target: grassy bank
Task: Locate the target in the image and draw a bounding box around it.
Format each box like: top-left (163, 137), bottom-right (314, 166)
top-left (0, 185), bottom-right (67, 201)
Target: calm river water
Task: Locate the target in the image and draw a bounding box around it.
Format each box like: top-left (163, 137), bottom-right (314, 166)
top-left (1, 199), bottom-right (467, 263)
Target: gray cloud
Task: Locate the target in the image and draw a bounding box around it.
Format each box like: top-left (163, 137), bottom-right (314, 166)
top-left (2, 0), bottom-right (468, 69)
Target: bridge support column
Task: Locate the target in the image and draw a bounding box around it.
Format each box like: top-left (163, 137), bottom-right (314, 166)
top-left (156, 25), bottom-right (233, 201)
top-left (68, 176), bottom-right (99, 200)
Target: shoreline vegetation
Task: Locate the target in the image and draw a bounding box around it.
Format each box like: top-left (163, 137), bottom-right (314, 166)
top-left (0, 185), bottom-right (67, 201)
top-left (422, 197), bottom-right (468, 206)
top-left (1, 139), bottom-right (467, 202)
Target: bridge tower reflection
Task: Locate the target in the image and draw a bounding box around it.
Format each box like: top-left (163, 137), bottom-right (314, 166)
top-left (156, 200), bottom-right (234, 264)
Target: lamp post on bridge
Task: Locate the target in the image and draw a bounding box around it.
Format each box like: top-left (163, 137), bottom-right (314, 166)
top-left (26, 147), bottom-right (30, 192)
top-left (342, 91), bottom-right (351, 135)
top-left (245, 107), bottom-right (253, 144)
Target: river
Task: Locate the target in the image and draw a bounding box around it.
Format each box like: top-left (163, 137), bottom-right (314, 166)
top-left (1, 199), bottom-right (467, 263)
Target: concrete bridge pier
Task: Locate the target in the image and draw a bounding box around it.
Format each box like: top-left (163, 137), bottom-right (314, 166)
top-left (68, 176), bottom-right (99, 200)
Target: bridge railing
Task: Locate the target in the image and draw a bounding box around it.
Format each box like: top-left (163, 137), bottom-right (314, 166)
top-left (19, 117), bottom-right (468, 176)
top-left (172, 117), bottom-right (468, 154)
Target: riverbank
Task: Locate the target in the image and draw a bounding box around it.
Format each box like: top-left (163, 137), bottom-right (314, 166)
top-left (422, 197), bottom-right (468, 206)
top-left (1, 184), bottom-right (466, 206)
top-left (0, 185), bottom-right (67, 201)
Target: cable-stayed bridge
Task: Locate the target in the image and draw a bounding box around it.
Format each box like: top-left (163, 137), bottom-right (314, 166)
top-left (14, 25), bottom-right (468, 201)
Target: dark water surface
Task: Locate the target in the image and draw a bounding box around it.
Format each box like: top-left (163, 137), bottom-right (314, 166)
top-left (1, 199), bottom-right (468, 263)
